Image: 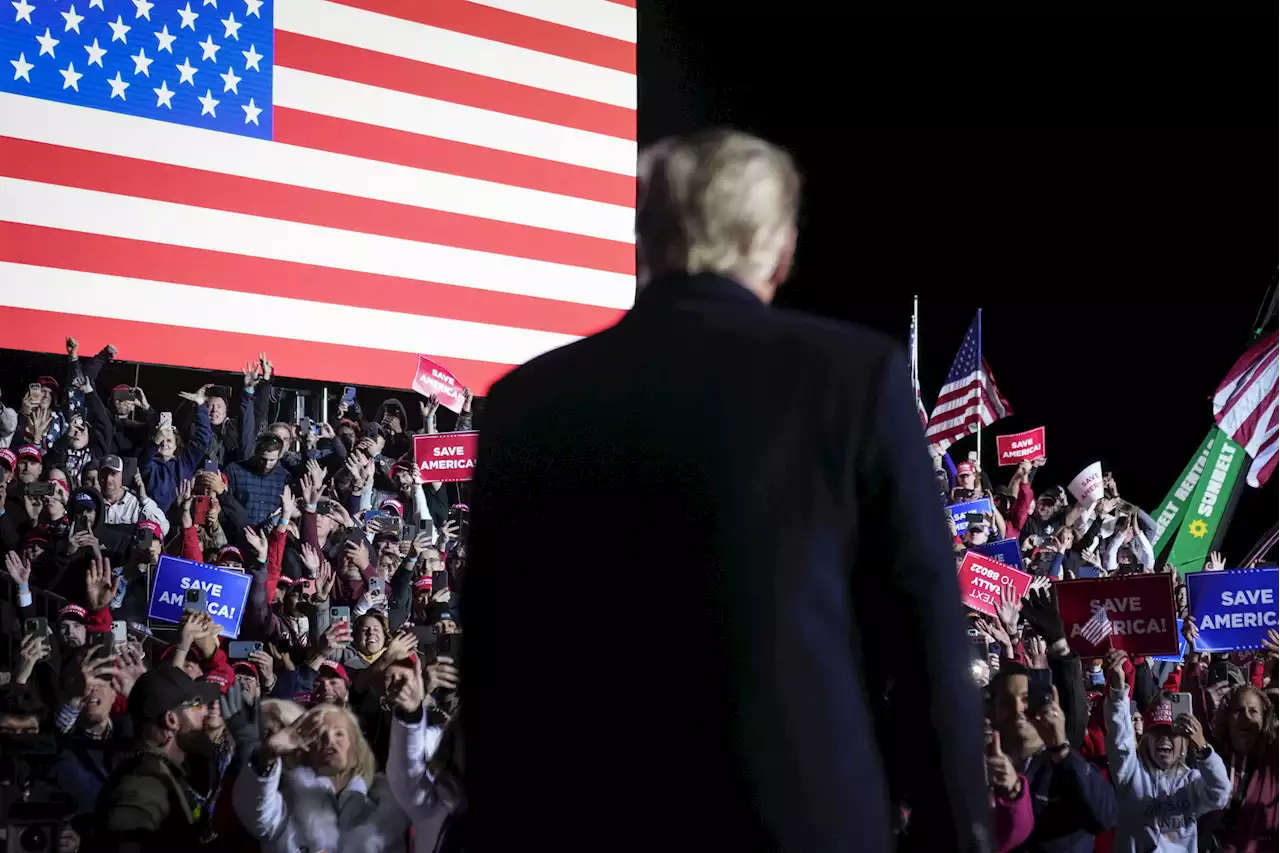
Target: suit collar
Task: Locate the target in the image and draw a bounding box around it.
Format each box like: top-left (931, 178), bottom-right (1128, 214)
top-left (632, 272), bottom-right (767, 312)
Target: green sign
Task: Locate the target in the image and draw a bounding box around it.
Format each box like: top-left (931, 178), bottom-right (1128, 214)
top-left (1149, 429), bottom-right (1220, 556)
top-left (1166, 429), bottom-right (1247, 576)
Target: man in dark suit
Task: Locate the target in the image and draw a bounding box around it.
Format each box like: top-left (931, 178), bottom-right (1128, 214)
top-left (464, 130), bottom-right (990, 853)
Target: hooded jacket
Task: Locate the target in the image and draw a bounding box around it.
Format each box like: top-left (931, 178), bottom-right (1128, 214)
top-left (376, 399), bottom-right (414, 461)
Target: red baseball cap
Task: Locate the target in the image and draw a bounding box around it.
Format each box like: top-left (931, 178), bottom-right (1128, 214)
top-left (412, 576), bottom-right (434, 592)
top-left (1144, 700), bottom-right (1174, 730)
top-left (136, 519), bottom-right (163, 540)
top-left (16, 444), bottom-right (42, 463)
top-left (0, 449), bottom-right (15, 471)
top-left (956, 461), bottom-right (976, 476)
top-left (317, 659), bottom-right (350, 684)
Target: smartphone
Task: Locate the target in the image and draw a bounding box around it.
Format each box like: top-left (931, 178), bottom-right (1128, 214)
top-left (952, 488), bottom-right (976, 501)
top-left (1028, 680), bottom-right (1054, 714)
top-left (193, 494), bottom-right (211, 526)
top-left (24, 617), bottom-right (50, 639)
top-left (207, 385), bottom-right (232, 401)
top-left (299, 416), bottom-right (313, 437)
top-left (432, 569), bottom-right (449, 591)
top-left (88, 631), bottom-right (113, 652)
top-left (112, 387), bottom-right (137, 403)
top-left (342, 386), bottom-right (357, 406)
top-left (183, 587), bottom-right (207, 614)
top-left (110, 621), bottom-right (128, 645)
top-left (1170, 692), bottom-right (1193, 722)
top-left (25, 482), bottom-right (54, 498)
top-left (401, 521), bottom-right (418, 542)
top-left (968, 451), bottom-right (979, 463)
top-left (227, 640), bottom-right (263, 659)
top-left (316, 499), bottom-right (334, 516)
top-left (410, 624), bottom-right (437, 646)
top-left (202, 458), bottom-right (219, 473)
top-left (159, 412), bottom-right (173, 430)
top-left (121, 457), bottom-right (138, 486)
top-left (436, 631), bottom-right (460, 659)
top-left (329, 606), bottom-right (350, 626)
top-left (300, 578), bottom-right (318, 597)
top-left (964, 512), bottom-right (986, 524)
top-left (72, 513), bottom-right (91, 537)
top-left (366, 578), bottom-right (385, 599)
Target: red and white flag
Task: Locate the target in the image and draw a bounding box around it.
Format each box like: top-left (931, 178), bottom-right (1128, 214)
top-left (1213, 330), bottom-right (1279, 487)
top-left (0, 0), bottom-right (636, 393)
top-left (924, 310), bottom-right (1012, 453)
top-left (1080, 605), bottom-right (1114, 647)
top-left (909, 298), bottom-right (928, 428)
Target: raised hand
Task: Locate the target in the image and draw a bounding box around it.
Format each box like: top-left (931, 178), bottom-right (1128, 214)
top-left (426, 655), bottom-right (459, 695)
top-left (4, 551), bottom-right (31, 587)
top-left (259, 352), bottom-right (274, 382)
top-left (1205, 551), bottom-right (1226, 572)
top-left (248, 649), bottom-right (276, 691)
top-left (985, 731), bottom-right (1018, 797)
top-left (461, 388), bottom-right (473, 413)
top-left (243, 526), bottom-right (269, 563)
top-left (315, 560), bottom-right (336, 599)
top-left (66, 336), bottom-right (78, 358)
top-left (178, 385), bottom-right (209, 406)
top-left (995, 580), bottom-right (1020, 638)
top-left (243, 360), bottom-right (261, 390)
top-left (110, 642), bottom-right (146, 698)
top-left (1174, 712), bottom-right (1207, 750)
top-left (382, 630), bottom-right (418, 664)
top-left (1103, 648), bottom-right (1128, 690)
top-left (420, 394), bottom-right (440, 422)
top-left (280, 483), bottom-right (296, 522)
top-left (384, 657), bottom-right (427, 714)
top-left (300, 542), bottom-right (322, 575)
top-left (85, 556), bottom-right (117, 611)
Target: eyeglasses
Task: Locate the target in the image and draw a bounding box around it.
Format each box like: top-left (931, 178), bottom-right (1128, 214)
top-left (178, 698), bottom-right (205, 711)
top-left (421, 557), bottom-right (443, 565)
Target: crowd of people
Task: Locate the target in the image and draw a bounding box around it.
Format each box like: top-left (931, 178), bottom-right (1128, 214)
top-left (0, 334), bottom-right (1274, 853)
top-left (0, 341), bottom-right (468, 853)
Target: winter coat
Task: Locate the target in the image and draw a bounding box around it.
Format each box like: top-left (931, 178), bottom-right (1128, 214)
top-left (386, 711), bottom-right (457, 853)
top-left (233, 758), bottom-right (410, 853)
top-left (140, 404), bottom-right (212, 513)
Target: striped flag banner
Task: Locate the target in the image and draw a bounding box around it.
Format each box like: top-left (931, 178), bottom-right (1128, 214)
top-left (1080, 605), bottom-right (1113, 647)
top-left (0, 0), bottom-right (636, 392)
top-left (1213, 330), bottom-right (1279, 488)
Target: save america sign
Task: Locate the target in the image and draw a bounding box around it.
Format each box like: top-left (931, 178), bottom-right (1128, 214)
top-left (413, 431), bottom-right (479, 483)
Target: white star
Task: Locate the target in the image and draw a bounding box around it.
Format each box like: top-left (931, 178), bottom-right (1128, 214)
top-left (243, 0), bottom-right (261, 17)
top-left (153, 24), bottom-right (175, 53)
top-left (131, 0), bottom-right (152, 19)
top-left (84, 37), bottom-right (106, 67)
top-left (176, 1), bottom-right (198, 28)
top-left (201, 0), bottom-right (215, 6)
top-left (220, 10), bottom-right (239, 39)
top-left (219, 63), bottom-right (239, 93)
top-left (61, 5), bottom-right (84, 34)
top-left (240, 42), bottom-right (261, 71)
top-left (106, 69), bottom-right (129, 98)
top-left (152, 77), bottom-right (173, 108)
top-left (198, 34), bottom-right (219, 61)
top-left (197, 87), bottom-right (218, 115)
top-left (107, 14), bottom-right (130, 42)
top-left (241, 96), bottom-right (260, 125)
top-left (35, 28), bottom-right (59, 57)
top-left (175, 56), bottom-right (196, 84)
top-left (59, 60), bottom-right (82, 90)
top-left (10, 52), bottom-right (33, 82)
top-left (11, 0), bottom-right (33, 24)
top-left (130, 46), bottom-right (152, 76)
top-left (88, 0), bottom-right (103, 8)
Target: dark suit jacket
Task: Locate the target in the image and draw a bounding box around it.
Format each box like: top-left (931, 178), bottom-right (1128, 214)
top-left (465, 273), bottom-right (990, 852)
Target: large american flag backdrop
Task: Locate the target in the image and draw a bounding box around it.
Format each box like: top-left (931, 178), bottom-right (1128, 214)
top-left (0, 0), bottom-right (636, 392)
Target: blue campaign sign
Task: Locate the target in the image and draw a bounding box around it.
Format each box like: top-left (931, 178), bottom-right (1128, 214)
top-left (1151, 619), bottom-right (1189, 663)
top-left (948, 498), bottom-right (994, 536)
top-left (970, 538), bottom-right (1022, 568)
top-left (1186, 568), bottom-right (1279, 652)
top-left (148, 555), bottom-right (253, 639)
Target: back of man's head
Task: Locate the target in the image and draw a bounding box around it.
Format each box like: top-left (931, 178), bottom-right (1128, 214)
top-left (637, 129), bottom-right (801, 296)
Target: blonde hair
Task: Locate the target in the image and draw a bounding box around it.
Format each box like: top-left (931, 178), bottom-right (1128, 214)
top-left (636, 129), bottom-right (801, 288)
top-left (261, 698), bottom-right (305, 732)
top-left (300, 703), bottom-right (377, 788)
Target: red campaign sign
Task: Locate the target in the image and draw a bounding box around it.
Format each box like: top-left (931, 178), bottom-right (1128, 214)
top-left (957, 551), bottom-right (1034, 618)
top-left (1055, 573), bottom-right (1179, 657)
top-left (996, 427), bottom-right (1046, 466)
top-left (411, 355), bottom-right (468, 414)
top-left (413, 431), bottom-right (479, 483)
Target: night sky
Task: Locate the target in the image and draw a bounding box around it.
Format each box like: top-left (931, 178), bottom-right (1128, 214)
top-left (638, 4), bottom-right (1277, 559)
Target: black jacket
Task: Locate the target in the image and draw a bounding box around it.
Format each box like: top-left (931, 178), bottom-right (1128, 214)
top-left (465, 273), bottom-right (990, 853)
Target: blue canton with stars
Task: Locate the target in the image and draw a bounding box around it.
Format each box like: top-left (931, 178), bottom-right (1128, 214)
top-left (2, 0), bottom-right (272, 138)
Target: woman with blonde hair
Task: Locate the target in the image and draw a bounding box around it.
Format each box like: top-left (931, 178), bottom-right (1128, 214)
top-left (1200, 682), bottom-right (1278, 852)
top-left (1103, 649), bottom-right (1230, 851)
top-left (234, 702), bottom-right (410, 853)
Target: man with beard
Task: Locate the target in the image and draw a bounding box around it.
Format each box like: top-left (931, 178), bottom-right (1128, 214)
top-left (95, 666), bottom-right (220, 852)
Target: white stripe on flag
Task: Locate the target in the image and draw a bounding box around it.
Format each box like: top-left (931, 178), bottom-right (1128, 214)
top-left (464, 0), bottom-right (638, 42)
top-left (0, 262), bottom-right (579, 366)
top-left (0, 178), bottom-right (637, 310)
top-left (0, 94), bottom-right (635, 243)
top-left (276, 0), bottom-right (637, 109)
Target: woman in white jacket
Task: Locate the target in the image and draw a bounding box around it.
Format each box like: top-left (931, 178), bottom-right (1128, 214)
top-left (383, 655), bottom-right (463, 853)
top-left (1103, 649), bottom-right (1231, 852)
top-left (233, 702), bottom-right (411, 853)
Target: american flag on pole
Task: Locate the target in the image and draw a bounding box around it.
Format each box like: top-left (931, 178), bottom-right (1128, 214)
top-left (1213, 329), bottom-right (1278, 487)
top-left (0, 0), bottom-right (636, 392)
top-left (1080, 605), bottom-right (1113, 647)
top-left (909, 298), bottom-right (928, 428)
top-left (924, 310), bottom-right (1011, 453)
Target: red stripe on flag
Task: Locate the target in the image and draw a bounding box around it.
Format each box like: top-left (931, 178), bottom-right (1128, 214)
top-left (0, 223), bottom-right (625, 338)
top-left (275, 31), bottom-right (636, 142)
top-left (273, 108), bottom-right (634, 209)
top-left (603, 0), bottom-right (636, 7)
top-left (0, 307), bottom-right (516, 393)
top-left (331, 0), bottom-right (636, 74)
top-left (0, 138), bottom-right (635, 276)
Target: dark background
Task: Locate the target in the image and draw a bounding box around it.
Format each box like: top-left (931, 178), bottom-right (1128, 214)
top-left (1, 6), bottom-right (1275, 557)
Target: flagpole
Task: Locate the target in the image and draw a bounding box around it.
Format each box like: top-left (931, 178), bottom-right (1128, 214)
top-left (975, 308), bottom-right (982, 473)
